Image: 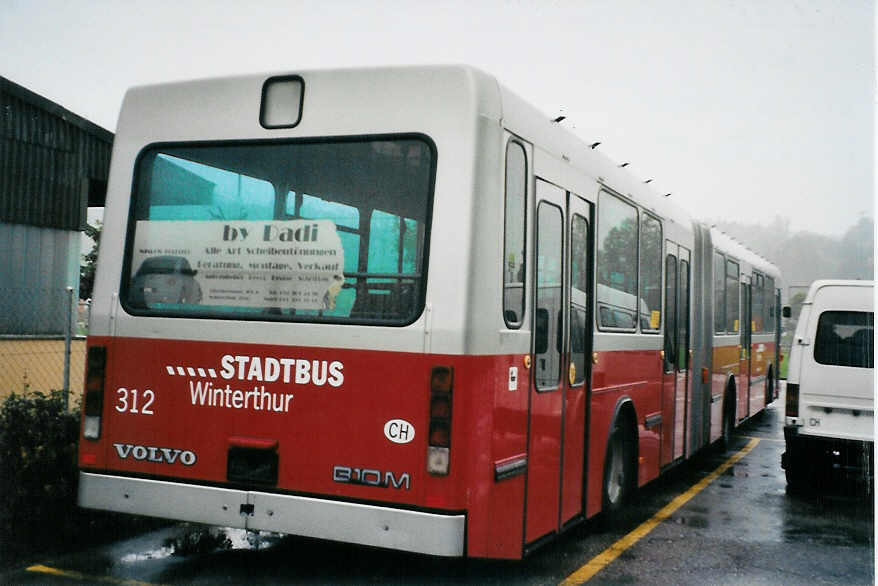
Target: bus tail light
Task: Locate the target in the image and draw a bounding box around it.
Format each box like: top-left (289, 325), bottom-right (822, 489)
top-left (427, 366), bottom-right (453, 476)
top-left (785, 383), bottom-right (799, 418)
top-left (82, 346), bottom-right (107, 440)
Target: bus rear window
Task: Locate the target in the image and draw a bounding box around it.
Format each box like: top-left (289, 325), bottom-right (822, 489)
top-left (124, 137), bottom-right (435, 325)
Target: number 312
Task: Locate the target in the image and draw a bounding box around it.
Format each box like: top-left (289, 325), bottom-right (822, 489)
top-left (115, 388), bottom-right (155, 415)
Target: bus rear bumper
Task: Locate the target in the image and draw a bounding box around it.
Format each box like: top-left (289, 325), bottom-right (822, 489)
top-left (78, 472), bottom-right (466, 557)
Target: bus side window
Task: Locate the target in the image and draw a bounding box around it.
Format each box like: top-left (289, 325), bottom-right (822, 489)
top-left (504, 141), bottom-right (527, 328)
top-left (535, 202), bottom-right (563, 389)
top-left (726, 259), bottom-right (740, 333)
top-left (639, 213), bottom-right (662, 333)
top-left (596, 191), bottom-right (638, 332)
top-left (752, 272), bottom-right (764, 332)
top-left (765, 276), bottom-right (776, 332)
top-left (664, 254), bottom-right (677, 372)
top-left (714, 252), bottom-right (726, 333)
top-left (535, 308), bottom-right (549, 354)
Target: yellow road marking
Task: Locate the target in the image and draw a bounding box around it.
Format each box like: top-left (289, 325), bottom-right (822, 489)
top-left (740, 435), bottom-right (784, 443)
top-left (26, 564), bottom-right (162, 585)
top-left (560, 438), bottom-right (761, 585)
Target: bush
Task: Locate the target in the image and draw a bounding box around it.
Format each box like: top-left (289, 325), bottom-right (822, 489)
top-left (0, 391), bottom-right (166, 565)
top-left (0, 390), bottom-right (80, 545)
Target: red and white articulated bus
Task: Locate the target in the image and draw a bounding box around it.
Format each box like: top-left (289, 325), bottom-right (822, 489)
top-left (78, 65), bottom-right (781, 559)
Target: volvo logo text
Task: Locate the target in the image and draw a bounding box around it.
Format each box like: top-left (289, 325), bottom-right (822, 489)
top-left (113, 443), bottom-right (197, 466)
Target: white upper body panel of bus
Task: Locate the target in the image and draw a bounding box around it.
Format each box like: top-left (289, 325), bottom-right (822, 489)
top-left (94, 64), bottom-right (704, 356)
top-left (495, 80), bottom-right (697, 354)
top-left (497, 83), bottom-right (695, 244)
top-left (94, 65), bottom-right (507, 355)
top-left (710, 228), bottom-right (781, 344)
top-left (710, 228), bottom-right (781, 284)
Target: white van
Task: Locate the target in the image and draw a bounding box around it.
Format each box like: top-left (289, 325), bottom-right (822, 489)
top-left (781, 280), bottom-right (874, 491)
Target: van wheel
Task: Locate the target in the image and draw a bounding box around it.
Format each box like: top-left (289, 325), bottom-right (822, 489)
top-left (785, 462), bottom-right (801, 490)
top-left (784, 451), bottom-right (809, 494)
top-left (603, 419), bottom-right (635, 515)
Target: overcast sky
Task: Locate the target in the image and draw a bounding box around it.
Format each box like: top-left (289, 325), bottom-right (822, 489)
top-left (2, 0), bottom-right (873, 237)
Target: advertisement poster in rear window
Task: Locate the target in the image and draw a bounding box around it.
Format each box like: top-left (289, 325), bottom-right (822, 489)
top-left (130, 219), bottom-right (345, 310)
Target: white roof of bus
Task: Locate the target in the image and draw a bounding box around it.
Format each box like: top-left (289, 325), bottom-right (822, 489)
top-left (494, 75), bottom-right (695, 232)
top-left (124, 64), bottom-right (698, 238)
top-left (123, 64), bottom-right (772, 276)
top-left (710, 227), bottom-right (781, 279)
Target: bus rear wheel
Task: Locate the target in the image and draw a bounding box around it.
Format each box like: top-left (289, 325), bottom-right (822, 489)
top-left (721, 387), bottom-right (736, 450)
top-left (603, 420), bottom-right (634, 514)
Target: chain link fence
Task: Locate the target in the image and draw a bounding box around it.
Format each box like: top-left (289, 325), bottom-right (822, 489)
top-left (0, 288), bottom-right (88, 408)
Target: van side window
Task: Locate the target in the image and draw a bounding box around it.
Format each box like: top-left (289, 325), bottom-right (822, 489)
top-left (814, 311), bottom-right (874, 368)
top-left (503, 141), bottom-right (527, 327)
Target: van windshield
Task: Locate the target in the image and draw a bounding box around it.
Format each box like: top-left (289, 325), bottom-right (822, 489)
top-left (123, 136), bottom-right (435, 325)
top-left (814, 311), bottom-right (874, 368)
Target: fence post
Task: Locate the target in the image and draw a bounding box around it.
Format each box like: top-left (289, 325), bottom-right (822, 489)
top-left (64, 286), bottom-right (74, 410)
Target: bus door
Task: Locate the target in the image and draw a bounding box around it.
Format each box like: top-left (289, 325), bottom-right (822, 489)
top-left (525, 181), bottom-right (592, 545)
top-left (661, 242), bottom-right (691, 465)
top-left (740, 278), bottom-right (752, 416)
top-left (560, 194), bottom-right (592, 527)
top-left (774, 287), bottom-right (782, 399)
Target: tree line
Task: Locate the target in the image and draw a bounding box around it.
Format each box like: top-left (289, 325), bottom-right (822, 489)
top-left (713, 215), bottom-right (874, 296)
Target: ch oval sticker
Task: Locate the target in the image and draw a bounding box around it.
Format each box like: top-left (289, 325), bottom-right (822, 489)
top-left (384, 419), bottom-right (415, 444)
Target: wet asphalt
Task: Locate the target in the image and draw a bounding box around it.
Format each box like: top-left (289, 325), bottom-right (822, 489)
top-left (3, 383), bottom-right (874, 585)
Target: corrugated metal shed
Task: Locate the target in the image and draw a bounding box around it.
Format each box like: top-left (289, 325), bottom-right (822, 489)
top-left (0, 75), bottom-right (112, 230)
top-left (0, 222), bottom-right (79, 335)
top-left (0, 76), bottom-right (113, 335)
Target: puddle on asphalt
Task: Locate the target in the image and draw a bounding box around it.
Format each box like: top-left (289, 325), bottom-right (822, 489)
top-left (673, 515), bottom-right (709, 528)
top-left (223, 528), bottom-right (285, 550)
top-left (721, 465), bottom-right (750, 478)
top-left (119, 546), bottom-right (174, 563)
top-left (118, 526), bottom-right (284, 564)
